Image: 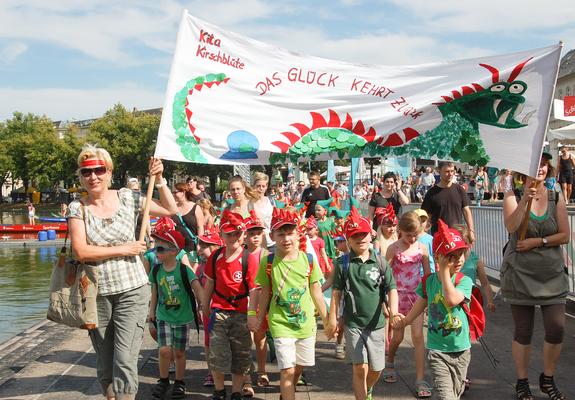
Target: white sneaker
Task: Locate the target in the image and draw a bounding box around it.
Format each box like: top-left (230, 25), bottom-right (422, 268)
top-left (335, 344), bottom-right (345, 360)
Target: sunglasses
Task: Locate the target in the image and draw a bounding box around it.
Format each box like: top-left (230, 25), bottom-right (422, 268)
top-left (80, 167), bottom-right (107, 178)
top-left (155, 246), bottom-right (178, 254)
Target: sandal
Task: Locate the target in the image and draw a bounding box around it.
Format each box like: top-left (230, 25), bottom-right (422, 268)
top-left (203, 373), bottom-right (214, 387)
top-left (516, 378), bottom-right (533, 400)
top-left (415, 380), bottom-right (432, 398)
top-left (539, 373), bottom-right (566, 400)
top-left (256, 372), bottom-right (270, 387)
top-left (383, 363), bottom-right (398, 383)
top-left (242, 382), bottom-right (255, 398)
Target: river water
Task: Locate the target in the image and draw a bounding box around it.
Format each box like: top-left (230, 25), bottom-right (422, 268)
top-left (0, 208), bottom-right (61, 344)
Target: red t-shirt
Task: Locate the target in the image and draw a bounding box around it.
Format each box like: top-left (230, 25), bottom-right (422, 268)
top-left (205, 246), bottom-right (259, 312)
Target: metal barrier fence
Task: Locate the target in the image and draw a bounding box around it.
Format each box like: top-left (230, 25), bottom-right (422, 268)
top-left (471, 206), bottom-right (575, 295)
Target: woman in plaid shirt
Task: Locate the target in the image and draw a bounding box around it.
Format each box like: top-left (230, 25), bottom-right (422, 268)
top-left (68, 145), bottom-right (178, 400)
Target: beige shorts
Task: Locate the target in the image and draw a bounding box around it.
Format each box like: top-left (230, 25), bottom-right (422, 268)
top-left (273, 336), bottom-right (316, 370)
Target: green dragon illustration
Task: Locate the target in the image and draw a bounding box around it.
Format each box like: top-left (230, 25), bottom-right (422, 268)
top-left (277, 287), bottom-right (308, 327)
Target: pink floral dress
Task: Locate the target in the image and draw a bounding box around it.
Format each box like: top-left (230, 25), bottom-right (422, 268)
top-left (390, 244), bottom-right (424, 315)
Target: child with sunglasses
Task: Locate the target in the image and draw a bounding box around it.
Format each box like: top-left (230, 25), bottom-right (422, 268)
top-left (148, 226), bottom-right (203, 399)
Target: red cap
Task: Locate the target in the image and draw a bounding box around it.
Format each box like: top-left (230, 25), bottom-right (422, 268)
top-left (198, 226), bottom-right (224, 246)
top-left (152, 216), bottom-right (177, 235)
top-left (305, 215), bottom-right (318, 229)
top-left (271, 207), bottom-right (300, 231)
top-left (153, 229), bottom-right (185, 250)
top-left (344, 207), bottom-right (372, 238)
top-left (219, 210), bottom-right (247, 233)
top-left (245, 209), bottom-right (265, 230)
top-left (432, 219), bottom-right (469, 256)
top-left (375, 203), bottom-right (397, 226)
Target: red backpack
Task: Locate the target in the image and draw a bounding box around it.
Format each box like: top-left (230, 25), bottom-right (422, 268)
top-left (422, 272), bottom-right (485, 341)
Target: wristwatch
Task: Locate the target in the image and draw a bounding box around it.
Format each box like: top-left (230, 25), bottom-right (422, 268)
top-left (541, 237), bottom-right (548, 247)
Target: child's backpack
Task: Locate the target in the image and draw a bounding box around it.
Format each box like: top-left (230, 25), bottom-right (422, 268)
top-left (265, 252), bottom-right (314, 303)
top-left (341, 253), bottom-right (390, 315)
top-left (210, 247), bottom-right (251, 307)
top-left (151, 262), bottom-right (200, 334)
top-left (422, 272), bottom-right (485, 341)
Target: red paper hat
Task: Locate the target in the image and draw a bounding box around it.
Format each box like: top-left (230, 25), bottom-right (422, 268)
top-left (153, 229), bottom-right (185, 250)
top-left (245, 209), bottom-right (265, 230)
top-left (271, 207), bottom-right (300, 231)
top-left (344, 207), bottom-right (372, 238)
top-left (219, 210), bottom-right (247, 233)
top-left (432, 219), bottom-right (469, 256)
top-left (198, 226), bottom-right (224, 246)
top-left (153, 216), bottom-right (177, 235)
top-left (375, 204), bottom-right (398, 226)
top-left (305, 215), bottom-right (318, 229)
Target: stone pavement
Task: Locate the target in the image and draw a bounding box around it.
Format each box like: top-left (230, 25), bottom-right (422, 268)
top-left (0, 287), bottom-right (574, 400)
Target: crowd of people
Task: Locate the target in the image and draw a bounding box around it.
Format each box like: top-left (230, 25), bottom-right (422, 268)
top-left (66, 144), bottom-right (570, 400)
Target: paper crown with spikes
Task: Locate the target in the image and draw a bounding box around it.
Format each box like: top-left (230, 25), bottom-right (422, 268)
top-left (245, 209), bottom-right (265, 230)
top-left (305, 215), bottom-right (318, 229)
top-left (331, 209), bottom-right (351, 219)
top-left (344, 207), bottom-right (372, 238)
top-left (432, 219), bottom-right (469, 256)
top-left (315, 198), bottom-right (335, 210)
top-left (152, 228), bottom-right (185, 250)
top-left (271, 207), bottom-right (300, 231)
top-left (152, 216), bottom-right (177, 235)
top-left (375, 203), bottom-right (398, 226)
top-left (219, 210), bottom-right (247, 233)
top-left (197, 225), bottom-right (224, 246)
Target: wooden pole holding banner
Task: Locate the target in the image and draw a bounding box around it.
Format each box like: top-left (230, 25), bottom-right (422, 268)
top-left (518, 180), bottom-right (539, 240)
top-left (138, 174), bottom-right (156, 242)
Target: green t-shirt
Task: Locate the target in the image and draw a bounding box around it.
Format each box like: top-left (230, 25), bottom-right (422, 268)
top-left (255, 251), bottom-right (322, 339)
top-left (416, 273), bottom-right (472, 352)
top-left (332, 250), bottom-right (396, 330)
top-left (149, 262), bottom-right (198, 325)
top-left (318, 217), bottom-right (337, 258)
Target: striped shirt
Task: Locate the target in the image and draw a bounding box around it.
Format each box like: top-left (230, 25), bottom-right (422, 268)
top-left (67, 188), bottom-right (148, 296)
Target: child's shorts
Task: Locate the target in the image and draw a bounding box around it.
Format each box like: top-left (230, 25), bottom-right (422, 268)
top-left (273, 336), bottom-right (316, 370)
top-left (208, 310), bottom-right (251, 375)
top-left (344, 326), bottom-right (386, 371)
top-left (428, 349), bottom-right (471, 400)
top-left (157, 320), bottom-right (190, 351)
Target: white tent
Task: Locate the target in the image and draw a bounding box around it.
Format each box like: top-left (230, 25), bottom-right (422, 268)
top-left (548, 123), bottom-right (575, 142)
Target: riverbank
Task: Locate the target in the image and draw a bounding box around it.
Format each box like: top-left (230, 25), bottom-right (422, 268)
top-left (0, 283), bottom-right (574, 399)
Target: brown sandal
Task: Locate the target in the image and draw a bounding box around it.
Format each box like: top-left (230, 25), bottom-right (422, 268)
top-left (256, 372), bottom-right (270, 387)
top-left (242, 382), bottom-right (255, 398)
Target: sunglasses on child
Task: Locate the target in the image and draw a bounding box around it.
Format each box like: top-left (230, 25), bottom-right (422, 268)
top-left (80, 166), bottom-right (108, 178)
top-left (155, 246), bottom-right (178, 254)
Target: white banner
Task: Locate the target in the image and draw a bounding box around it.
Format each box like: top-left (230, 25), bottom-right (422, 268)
top-left (156, 11), bottom-right (561, 177)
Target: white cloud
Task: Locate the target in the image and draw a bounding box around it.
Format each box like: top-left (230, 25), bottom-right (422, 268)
top-left (0, 86), bottom-right (164, 121)
top-left (0, 42), bottom-right (28, 64)
top-left (386, 0), bottom-right (575, 33)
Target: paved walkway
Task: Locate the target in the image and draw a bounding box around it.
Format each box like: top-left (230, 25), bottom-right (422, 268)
top-left (0, 285), bottom-right (574, 400)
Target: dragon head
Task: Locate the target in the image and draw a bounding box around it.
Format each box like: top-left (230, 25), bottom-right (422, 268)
top-left (439, 58), bottom-right (535, 129)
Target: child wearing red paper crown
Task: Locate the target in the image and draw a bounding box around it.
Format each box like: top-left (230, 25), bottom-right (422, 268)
top-left (147, 225), bottom-right (203, 399)
top-left (306, 216), bottom-right (332, 278)
top-left (373, 204), bottom-right (399, 257)
top-left (248, 208), bottom-right (328, 400)
top-left (202, 210), bottom-right (258, 400)
top-left (327, 207), bottom-right (398, 400)
top-left (196, 225), bottom-right (223, 388)
top-left (392, 219), bottom-right (473, 400)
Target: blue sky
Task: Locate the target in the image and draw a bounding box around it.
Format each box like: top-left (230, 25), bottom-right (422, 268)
top-left (1, 0), bottom-right (574, 122)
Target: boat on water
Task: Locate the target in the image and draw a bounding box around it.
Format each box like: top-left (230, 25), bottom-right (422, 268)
top-left (0, 223), bottom-right (68, 233)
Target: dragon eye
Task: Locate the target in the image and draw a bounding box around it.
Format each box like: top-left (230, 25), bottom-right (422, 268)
top-left (509, 82), bottom-right (526, 94)
top-left (490, 84), bottom-right (506, 92)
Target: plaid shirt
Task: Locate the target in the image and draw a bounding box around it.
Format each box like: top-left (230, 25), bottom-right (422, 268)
top-left (67, 188), bottom-right (148, 296)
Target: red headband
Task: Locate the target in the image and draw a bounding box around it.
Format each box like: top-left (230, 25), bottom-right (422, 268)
top-left (80, 159), bottom-right (106, 168)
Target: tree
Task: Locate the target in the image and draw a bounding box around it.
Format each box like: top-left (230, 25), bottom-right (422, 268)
top-left (88, 104), bottom-right (160, 185)
top-left (1, 112), bottom-right (61, 191)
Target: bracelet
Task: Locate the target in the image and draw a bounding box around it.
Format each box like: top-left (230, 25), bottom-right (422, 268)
top-left (247, 310), bottom-right (257, 316)
top-left (155, 178), bottom-right (167, 188)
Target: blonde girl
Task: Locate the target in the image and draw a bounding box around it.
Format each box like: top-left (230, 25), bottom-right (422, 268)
top-left (373, 204), bottom-right (399, 256)
top-left (384, 211), bottom-right (432, 398)
top-left (198, 198), bottom-right (216, 229)
top-left (226, 175), bottom-right (260, 217)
